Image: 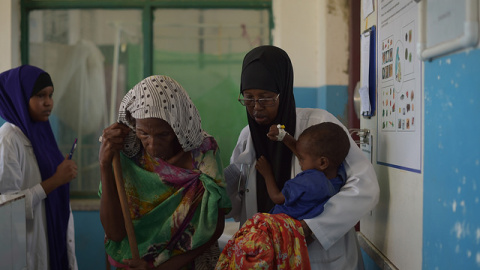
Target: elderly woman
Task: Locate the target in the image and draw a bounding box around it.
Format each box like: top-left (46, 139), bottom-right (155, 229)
top-left (99, 75), bottom-right (231, 269)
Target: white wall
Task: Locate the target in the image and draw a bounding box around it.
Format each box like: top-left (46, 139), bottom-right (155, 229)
top-left (272, 0), bottom-right (349, 88)
top-left (359, 1), bottom-right (423, 269)
top-left (0, 0), bottom-right (20, 72)
top-left (325, 1), bottom-right (350, 86)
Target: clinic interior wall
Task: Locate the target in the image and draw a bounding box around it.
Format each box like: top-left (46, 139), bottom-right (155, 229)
top-left (273, 0), bottom-right (349, 88)
top-left (0, 1), bottom-right (12, 71)
top-left (423, 49), bottom-right (480, 269)
top-left (294, 85), bottom-right (349, 126)
top-left (359, 1), bottom-right (480, 270)
top-left (273, 0), bottom-right (350, 126)
top-left (0, 0), bottom-right (20, 71)
top-left (72, 210), bottom-right (107, 269)
top-left (358, 2), bottom-right (424, 270)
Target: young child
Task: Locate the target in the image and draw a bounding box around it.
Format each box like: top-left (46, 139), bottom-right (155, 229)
top-left (255, 122), bottom-right (350, 220)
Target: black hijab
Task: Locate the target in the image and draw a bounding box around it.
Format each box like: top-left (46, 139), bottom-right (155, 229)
top-left (240, 45), bottom-right (296, 213)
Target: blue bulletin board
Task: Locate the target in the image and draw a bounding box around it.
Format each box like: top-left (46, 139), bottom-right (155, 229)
top-left (367, 26), bottom-right (376, 117)
top-left (361, 26), bottom-right (376, 117)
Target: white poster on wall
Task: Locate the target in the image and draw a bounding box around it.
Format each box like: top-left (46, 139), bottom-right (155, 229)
top-left (377, 0), bottom-right (422, 173)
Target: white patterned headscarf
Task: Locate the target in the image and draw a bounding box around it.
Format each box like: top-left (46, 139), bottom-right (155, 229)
top-left (118, 75), bottom-right (207, 157)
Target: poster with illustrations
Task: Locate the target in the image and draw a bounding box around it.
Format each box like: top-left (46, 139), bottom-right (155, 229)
top-left (377, 0), bottom-right (422, 173)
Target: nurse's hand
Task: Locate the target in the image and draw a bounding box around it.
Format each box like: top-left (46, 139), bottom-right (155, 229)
top-left (41, 155), bottom-right (78, 195)
top-left (300, 220), bottom-right (314, 245)
top-left (55, 156), bottom-right (78, 184)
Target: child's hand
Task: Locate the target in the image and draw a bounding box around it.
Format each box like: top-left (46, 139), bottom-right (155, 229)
top-left (255, 156), bottom-right (274, 179)
top-left (266, 125), bottom-right (280, 141)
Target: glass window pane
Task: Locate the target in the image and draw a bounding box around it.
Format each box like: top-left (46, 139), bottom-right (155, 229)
top-left (153, 8), bottom-right (270, 168)
top-left (29, 9), bottom-right (143, 197)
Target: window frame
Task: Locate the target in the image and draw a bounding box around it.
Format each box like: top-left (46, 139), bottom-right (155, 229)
top-left (20, 0), bottom-right (273, 78)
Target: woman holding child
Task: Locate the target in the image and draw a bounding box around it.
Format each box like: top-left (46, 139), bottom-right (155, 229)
top-left (224, 45), bottom-right (379, 269)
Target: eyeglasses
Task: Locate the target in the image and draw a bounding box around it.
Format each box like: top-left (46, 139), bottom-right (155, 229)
top-left (238, 94), bottom-right (279, 107)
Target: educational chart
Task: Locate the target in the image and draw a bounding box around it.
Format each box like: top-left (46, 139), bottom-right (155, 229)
top-left (377, 0), bottom-right (422, 173)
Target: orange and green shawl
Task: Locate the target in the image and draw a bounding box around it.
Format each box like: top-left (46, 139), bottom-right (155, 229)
top-left (216, 213), bottom-right (311, 270)
top-left (103, 137), bottom-right (231, 267)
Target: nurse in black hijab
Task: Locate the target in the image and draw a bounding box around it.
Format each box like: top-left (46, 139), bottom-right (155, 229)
top-left (238, 45), bottom-right (296, 213)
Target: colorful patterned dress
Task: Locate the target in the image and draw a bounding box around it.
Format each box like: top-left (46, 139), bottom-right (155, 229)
top-left (216, 213), bottom-right (311, 270)
top-left (102, 137), bottom-right (231, 268)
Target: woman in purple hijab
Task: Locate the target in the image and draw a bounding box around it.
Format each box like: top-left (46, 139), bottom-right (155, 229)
top-left (0, 65), bottom-right (78, 270)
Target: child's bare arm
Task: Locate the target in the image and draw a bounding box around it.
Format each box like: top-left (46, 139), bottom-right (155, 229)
top-left (281, 133), bottom-right (299, 158)
top-left (255, 156), bottom-right (285, 204)
top-left (267, 125), bottom-right (299, 158)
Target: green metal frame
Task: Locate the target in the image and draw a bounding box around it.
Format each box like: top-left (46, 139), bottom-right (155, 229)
top-left (20, 0), bottom-right (273, 78)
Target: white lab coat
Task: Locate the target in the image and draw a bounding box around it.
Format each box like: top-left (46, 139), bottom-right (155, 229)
top-left (0, 123), bottom-right (78, 270)
top-left (226, 108), bottom-right (379, 270)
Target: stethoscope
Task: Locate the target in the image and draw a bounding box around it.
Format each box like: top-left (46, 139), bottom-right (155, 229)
top-left (237, 163), bottom-right (251, 196)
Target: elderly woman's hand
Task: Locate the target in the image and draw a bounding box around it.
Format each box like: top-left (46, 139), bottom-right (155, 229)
top-left (99, 122), bottom-right (130, 168)
top-left (123, 258), bottom-right (150, 270)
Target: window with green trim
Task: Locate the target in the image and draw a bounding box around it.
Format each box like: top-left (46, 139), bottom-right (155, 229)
top-left (22, 1), bottom-right (272, 197)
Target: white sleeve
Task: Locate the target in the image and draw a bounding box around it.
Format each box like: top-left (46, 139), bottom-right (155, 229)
top-left (305, 134), bottom-right (379, 250)
top-left (224, 126), bottom-right (249, 221)
top-left (229, 126), bottom-right (250, 165)
top-left (23, 184), bottom-right (47, 219)
top-left (0, 133), bottom-right (47, 220)
top-left (67, 208), bottom-right (78, 270)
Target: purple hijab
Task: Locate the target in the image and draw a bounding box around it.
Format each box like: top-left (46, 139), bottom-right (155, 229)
top-left (0, 65), bottom-right (70, 270)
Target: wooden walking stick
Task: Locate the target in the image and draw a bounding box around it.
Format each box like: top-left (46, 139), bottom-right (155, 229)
top-left (112, 152), bottom-right (140, 260)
